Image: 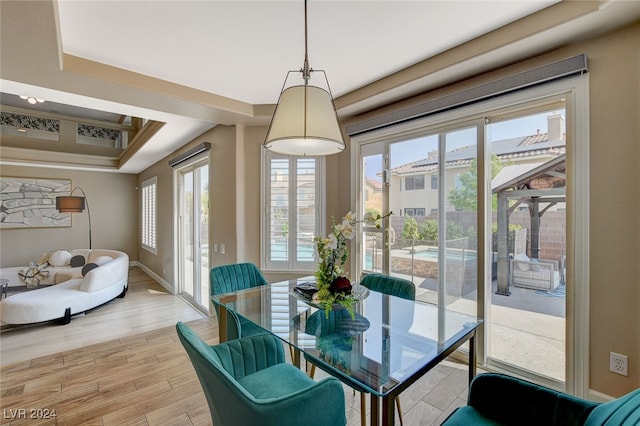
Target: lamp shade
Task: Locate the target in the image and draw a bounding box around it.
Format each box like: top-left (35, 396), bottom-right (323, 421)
top-left (264, 84), bottom-right (345, 156)
top-left (56, 196), bottom-right (85, 213)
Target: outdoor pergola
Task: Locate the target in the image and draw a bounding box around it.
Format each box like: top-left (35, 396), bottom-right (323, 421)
top-left (492, 155), bottom-right (566, 296)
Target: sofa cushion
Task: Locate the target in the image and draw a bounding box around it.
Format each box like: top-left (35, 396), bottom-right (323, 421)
top-left (69, 255), bottom-right (86, 267)
top-left (513, 253), bottom-right (530, 271)
top-left (49, 250), bottom-right (72, 267)
top-left (82, 263), bottom-right (99, 276)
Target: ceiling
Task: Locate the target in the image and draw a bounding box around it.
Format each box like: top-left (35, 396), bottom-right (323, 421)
top-left (2, 0), bottom-right (639, 173)
top-left (56, 0), bottom-right (558, 105)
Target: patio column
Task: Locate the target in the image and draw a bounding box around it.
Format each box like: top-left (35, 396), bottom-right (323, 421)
top-left (496, 191), bottom-right (510, 295)
top-left (529, 198), bottom-right (540, 259)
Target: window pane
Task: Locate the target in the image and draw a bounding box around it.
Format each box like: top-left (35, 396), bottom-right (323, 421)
top-left (141, 177), bottom-right (157, 252)
top-left (405, 176), bottom-right (414, 190)
top-left (270, 158), bottom-right (289, 262)
top-left (264, 153), bottom-right (323, 271)
top-left (296, 159), bottom-right (315, 262)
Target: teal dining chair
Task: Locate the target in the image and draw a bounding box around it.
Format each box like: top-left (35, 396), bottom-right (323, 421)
top-left (210, 262), bottom-right (268, 341)
top-left (442, 372), bottom-right (640, 425)
top-left (307, 273), bottom-right (416, 426)
top-left (176, 322), bottom-right (346, 426)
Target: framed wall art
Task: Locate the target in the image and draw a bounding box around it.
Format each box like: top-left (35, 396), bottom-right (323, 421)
top-left (0, 177), bottom-right (72, 229)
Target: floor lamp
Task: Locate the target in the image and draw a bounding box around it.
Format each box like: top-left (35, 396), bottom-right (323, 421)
top-left (56, 187), bottom-right (92, 249)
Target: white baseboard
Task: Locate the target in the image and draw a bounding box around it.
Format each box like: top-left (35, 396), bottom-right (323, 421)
top-left (588, 388), bottom-right (614, 402)
top-left (135, 261), bottom-right (175, 294)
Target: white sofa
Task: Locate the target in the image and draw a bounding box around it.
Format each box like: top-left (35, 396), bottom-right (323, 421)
top-left (0, 249), bottom-right (129, 325)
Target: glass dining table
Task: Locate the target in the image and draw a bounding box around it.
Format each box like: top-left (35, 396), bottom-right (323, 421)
top-left (212, 277), bottom-right (484, 426)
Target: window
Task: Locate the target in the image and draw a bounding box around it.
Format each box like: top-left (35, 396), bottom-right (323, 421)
top-left (141, 176), bottom-right (157, 253)
top-left (431, 174), bottom-right (438, 189)
top-left (454, 173), bottom-right (463, 189)
top-left (263, 152), bottom-right (324, 271)
top-left (405, 208), bottom-right (426, 217)
top-left (405, 175), bottom-right (425, 190)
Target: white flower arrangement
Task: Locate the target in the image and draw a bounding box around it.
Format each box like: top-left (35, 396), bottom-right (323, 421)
top-left (313, 210), bottom-right (392, 316)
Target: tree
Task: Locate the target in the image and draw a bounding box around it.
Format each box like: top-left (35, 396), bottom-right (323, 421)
top-left (448, 154), bottom-right (504, 211)
top-left (402, 216), bottom-right (419, 240)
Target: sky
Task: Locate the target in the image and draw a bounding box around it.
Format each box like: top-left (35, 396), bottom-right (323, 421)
top-left (365, 110), bottom-right (565, 179)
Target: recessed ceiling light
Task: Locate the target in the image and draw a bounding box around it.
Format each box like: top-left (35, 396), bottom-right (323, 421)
top-left (19, 95), bottom-right (45, 105)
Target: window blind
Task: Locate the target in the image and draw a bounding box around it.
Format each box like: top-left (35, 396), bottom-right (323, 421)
top-left (346, 54), bottom-right (587, 137)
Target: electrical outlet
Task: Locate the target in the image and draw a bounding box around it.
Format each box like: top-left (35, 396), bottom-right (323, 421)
top-left (609, 352), bottom-right (628, 376)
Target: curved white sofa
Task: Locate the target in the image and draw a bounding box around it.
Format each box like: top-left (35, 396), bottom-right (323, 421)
top-left (1, 249), bottom-right (129, 325)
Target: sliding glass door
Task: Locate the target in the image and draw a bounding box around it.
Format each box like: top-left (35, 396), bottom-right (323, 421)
top-left (178, 160), bottom-right (210, 312)
top-left (357, 122), bottom-right (480, 312)
top-left (353, 80), bottom-right (585, 389)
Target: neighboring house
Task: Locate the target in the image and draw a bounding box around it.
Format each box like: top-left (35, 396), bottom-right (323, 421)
top-left (389, 114), bottom-right (565, 216)
top-left (364, 177), bottom-right (383, 213)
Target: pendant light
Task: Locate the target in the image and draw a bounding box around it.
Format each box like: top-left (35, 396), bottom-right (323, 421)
top-left (263, 0), bottom-right (345, 156)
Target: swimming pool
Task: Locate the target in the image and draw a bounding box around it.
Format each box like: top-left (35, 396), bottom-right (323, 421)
top-left (412, 248), bottom-right (476, 262)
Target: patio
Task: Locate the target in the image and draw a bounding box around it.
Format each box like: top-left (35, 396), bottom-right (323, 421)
top-left (408, 272), bottom-right (565, 382)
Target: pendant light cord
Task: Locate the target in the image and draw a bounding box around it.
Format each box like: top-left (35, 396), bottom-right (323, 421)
top-left (302, 0), bottom-right (311, 82)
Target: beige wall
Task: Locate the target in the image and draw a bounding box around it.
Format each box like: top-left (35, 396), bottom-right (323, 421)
top-left (0, 166), bottom-right (138, 266)
top-left (137, 126), bottom-right (239, 290)
top-left (583, 24), bottom-right (639, 396)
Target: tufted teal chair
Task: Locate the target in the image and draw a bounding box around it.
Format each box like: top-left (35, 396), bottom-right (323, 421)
top-left (360, 273), bottom-right (415, 301)
top-left (176, 322), bottom-right (346, 426)
top-left (442, 372), bottom-right (640, 425)
top-left (210, 263), bottom-right (268, 341)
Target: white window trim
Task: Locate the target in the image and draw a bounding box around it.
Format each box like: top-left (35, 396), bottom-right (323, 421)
top-left (261, 151), bottom-right (326, 272)
top-left (141, 176), bottom-right (157, 254)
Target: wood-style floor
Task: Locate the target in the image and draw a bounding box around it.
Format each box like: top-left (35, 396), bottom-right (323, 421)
top-left (0, 267), bottom-right (469, 426)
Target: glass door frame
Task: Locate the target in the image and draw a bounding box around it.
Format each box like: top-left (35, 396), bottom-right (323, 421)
top-left (349, 74), bottom-right (589, 396)
top-left (176, 158), bottom-right (210, 314)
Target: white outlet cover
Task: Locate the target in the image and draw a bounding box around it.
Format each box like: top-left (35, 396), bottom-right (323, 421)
top-left (609, 352), bottom-right (629, 376)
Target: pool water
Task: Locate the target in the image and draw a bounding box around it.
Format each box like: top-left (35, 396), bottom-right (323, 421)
top-left (413, 248), bottom-right (476, 262)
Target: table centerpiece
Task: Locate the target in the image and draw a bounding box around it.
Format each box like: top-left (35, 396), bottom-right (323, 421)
top-left (313, 210), bottom-right (392, 317)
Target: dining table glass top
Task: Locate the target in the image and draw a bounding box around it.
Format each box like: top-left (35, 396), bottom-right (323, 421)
top-left (212, 277), bottom-right (483, 398)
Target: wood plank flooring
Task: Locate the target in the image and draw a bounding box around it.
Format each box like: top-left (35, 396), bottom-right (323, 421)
top-left (0, 267), bottom-right (205, 366)
top-left (0, 267), bottom-right (470, 426)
